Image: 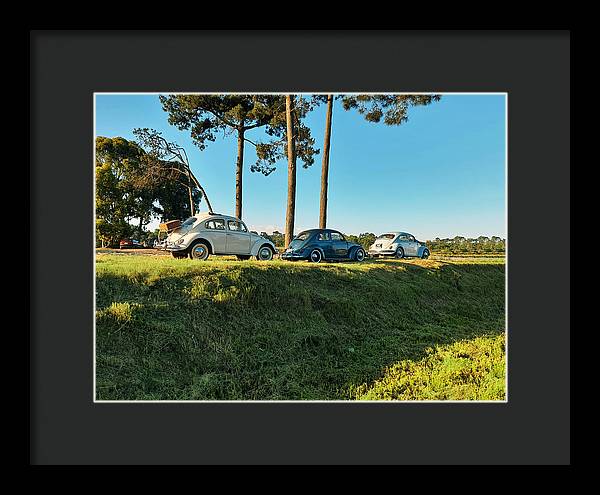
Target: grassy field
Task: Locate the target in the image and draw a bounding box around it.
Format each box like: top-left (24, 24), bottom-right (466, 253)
top-left (95, 253), bottom-right (506, 400)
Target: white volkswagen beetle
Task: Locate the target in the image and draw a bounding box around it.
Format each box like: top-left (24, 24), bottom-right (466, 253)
top-left (368, 232), bottom-right (430, 259)
top-left (164, 213), bottom-right (277, 261)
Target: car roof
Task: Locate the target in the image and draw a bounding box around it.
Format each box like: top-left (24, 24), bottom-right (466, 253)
top-left (380, 231), bottom-right (410, 235)
top-left (298, 228), bottom-right (343, 234)
top-left (193, 212), bottom-right (244, 222)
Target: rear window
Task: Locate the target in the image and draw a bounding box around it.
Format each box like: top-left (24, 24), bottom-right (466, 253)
top-left (181, 217), bottom-right (196, 227)
top-left (294, 231), bottom-right (312, 241)
top-left (377, 233), bottom-right (396, 240)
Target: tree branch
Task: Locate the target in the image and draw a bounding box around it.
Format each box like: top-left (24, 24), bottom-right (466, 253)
top-left (204, 107), bottom-right (236, 128)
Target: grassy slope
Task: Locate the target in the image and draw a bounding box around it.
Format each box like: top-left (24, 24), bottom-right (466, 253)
top-left (96, 255), bottom-right (505, 400)
top-left (352, 334), bottom-right (505, 400)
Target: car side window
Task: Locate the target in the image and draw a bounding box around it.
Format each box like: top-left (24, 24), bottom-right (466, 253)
top-left (227, 220), bottom-right (248, 232)
top-left (205, 219), bottom-right (225, 230)
top-left (398, 234), bottom-right (410, 241)
top-left (317, 232), bottom-right (330, 241)
top-left (330, 232), bottom-right (344, 241)
top-left (408, 235), bottom-right (416, 242)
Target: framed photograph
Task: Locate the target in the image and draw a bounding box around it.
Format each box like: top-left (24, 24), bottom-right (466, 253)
top-left (31, 30), bottom-right (570, 464)
top-left (93, 91), bottom-right (508, 404)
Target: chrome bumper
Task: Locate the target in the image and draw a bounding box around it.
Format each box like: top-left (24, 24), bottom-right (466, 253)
top-left (164, 243), bottom-right (187, 252)
top-left (280, 252), bottom-right (306, 260)
top-left (368, 249), bottom-right (395, 256)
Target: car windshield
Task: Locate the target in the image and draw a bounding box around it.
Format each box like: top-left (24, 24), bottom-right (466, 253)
top-left (377, 233), bottom-right (396, 240)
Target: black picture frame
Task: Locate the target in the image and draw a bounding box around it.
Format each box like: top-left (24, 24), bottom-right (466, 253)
top-left (30, 30), bottom-right (570, 465)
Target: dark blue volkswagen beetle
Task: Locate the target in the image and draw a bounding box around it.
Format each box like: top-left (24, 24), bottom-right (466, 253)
top-left (281, 229), bottom-right (366, 263)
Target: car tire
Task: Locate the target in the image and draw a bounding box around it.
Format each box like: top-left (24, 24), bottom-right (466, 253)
top-left (309, 249), bottom-right (323, 263)
top-left (237, 255), bottom-right (251, 261)
top-left (255, 245), bottom-right (274, 261)
top-left (188, 241), bottom-right (210, 261)
top-left (395, 246), bottom-right (405, 259)
top-left (421, 249), bottom-right (430, 259)
top-left (354, 248), bottom-right (366, 262)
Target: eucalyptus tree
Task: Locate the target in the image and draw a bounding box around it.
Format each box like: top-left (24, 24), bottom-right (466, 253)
top-left (284, 95), bottom-right (297, 248)
top-left (318, 94), bottom-right (334, 229)
top-left (277, 95), bottom-right (322, 248)
top-left (316, 94), bottom-right (442, 228)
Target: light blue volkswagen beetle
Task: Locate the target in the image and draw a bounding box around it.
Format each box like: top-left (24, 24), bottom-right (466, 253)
top-left (368, 232), bottom-right (430, 259)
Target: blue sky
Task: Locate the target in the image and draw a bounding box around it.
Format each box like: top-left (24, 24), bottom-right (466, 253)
top-left (95, 94), bottom-right (506, 240)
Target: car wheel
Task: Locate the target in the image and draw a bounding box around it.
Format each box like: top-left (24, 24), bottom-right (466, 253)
top-left (395, 246), bottom-right (405, 259)
top-left (255, 245), bottom-right (274, 261)
top-left (354, 248), bottom-right (366, 262)
top-left (236, 255), bottom-right (251, 261)
top-left (421, 249), bottom-right (430, 259)
top-left (189, 241), bottom-right (210, 261)
top-left (309, 249), bottom-right (323, 263)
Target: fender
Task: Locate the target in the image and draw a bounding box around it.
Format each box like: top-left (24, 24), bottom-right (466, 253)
top-left (348, 245), bottom-right (362, 258)
top-left (186, 235), bottom-right (215, 254)
top-left (250, 239), bottom-right (277, 257)
top-left (416, 245), bottom-right (429, 257)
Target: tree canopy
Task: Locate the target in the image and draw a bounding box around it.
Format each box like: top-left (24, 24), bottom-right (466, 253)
top-left (160, 95), bottom-right (319, 220)
top-left (340, 95), bottom-right (442, 124)
top-left (133, 128), bottom-right (212, 214)
top-left (95, 136), bottom-right (202, 247)
top-left (160, 94), bottom-right (319, 176)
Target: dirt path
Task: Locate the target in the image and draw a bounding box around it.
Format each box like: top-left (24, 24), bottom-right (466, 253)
top-left (96, 248), bottom-right (171, 257)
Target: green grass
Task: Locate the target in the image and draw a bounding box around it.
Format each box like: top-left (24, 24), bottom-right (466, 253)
top-left (351, 334), bottom-right (505, 400)
top-left (95, 254), bottom-right (506, 400)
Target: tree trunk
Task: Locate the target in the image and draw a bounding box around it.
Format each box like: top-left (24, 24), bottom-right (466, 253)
top-left (319, 95), bottom-right (333, 229)
top-left (187, 169), bottom-right (214, 214)
top-left (186, 166), bottom-right (195, 216)
top-left (235, 127), bottom-right (245, 219)
top-left (187, 185), bottom-right (195, 216)
top-left (284, 95), bottom-right (297, 249)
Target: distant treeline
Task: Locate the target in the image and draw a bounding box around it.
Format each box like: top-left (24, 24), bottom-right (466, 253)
top-left (425, 236), bottom-right (505, 254)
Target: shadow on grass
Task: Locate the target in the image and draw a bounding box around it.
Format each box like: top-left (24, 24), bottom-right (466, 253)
top-left (95, 259), bottom-right (505, 400)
